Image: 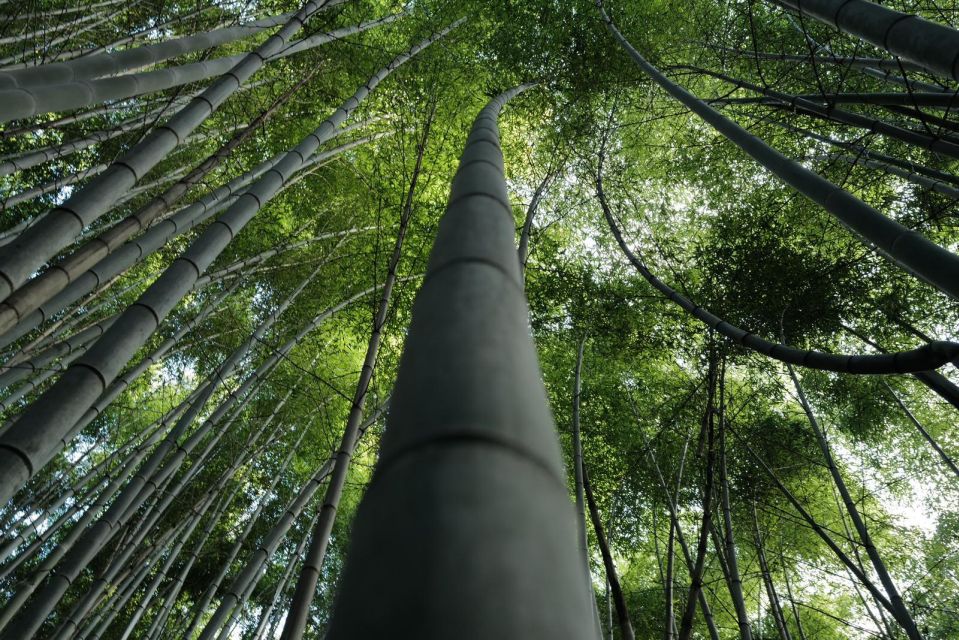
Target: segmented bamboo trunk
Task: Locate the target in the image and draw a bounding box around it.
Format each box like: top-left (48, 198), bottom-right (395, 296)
top-left (0, 9), bottom-right (305, 89)
top-left (325, 85), bottom-right (598, 639)
top-left (0, 0), bottom-right (336, 303)
top-left (0, 40), bottom-right (430, 501)
top-left (773, 0), bottom-right (959, 82)
top-left (0, 96), bottom-right (193, 175)
top-left (0, 12), bottom-right (404, 123)
top-left (0, 125), bottom-right (378, 337)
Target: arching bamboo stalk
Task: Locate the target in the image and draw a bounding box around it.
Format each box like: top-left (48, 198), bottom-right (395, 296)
top-left (596, 147), bottom-right (959, 373)
top-left (597, 1), bottom-right (959, 301)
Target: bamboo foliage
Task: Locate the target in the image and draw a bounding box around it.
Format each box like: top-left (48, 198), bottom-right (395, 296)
top-left (1, 1), bottom-right (958, 638)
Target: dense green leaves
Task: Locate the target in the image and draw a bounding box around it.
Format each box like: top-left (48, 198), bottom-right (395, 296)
top-left (0, 0), bottom-right (957, 638)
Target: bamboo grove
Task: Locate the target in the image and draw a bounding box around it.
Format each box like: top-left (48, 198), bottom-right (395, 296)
top-left (0, 0), bottom-right (957, 637)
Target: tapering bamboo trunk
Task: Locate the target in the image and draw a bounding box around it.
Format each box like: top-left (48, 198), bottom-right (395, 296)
top-left (326, 84), bottom-right (597, 639)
